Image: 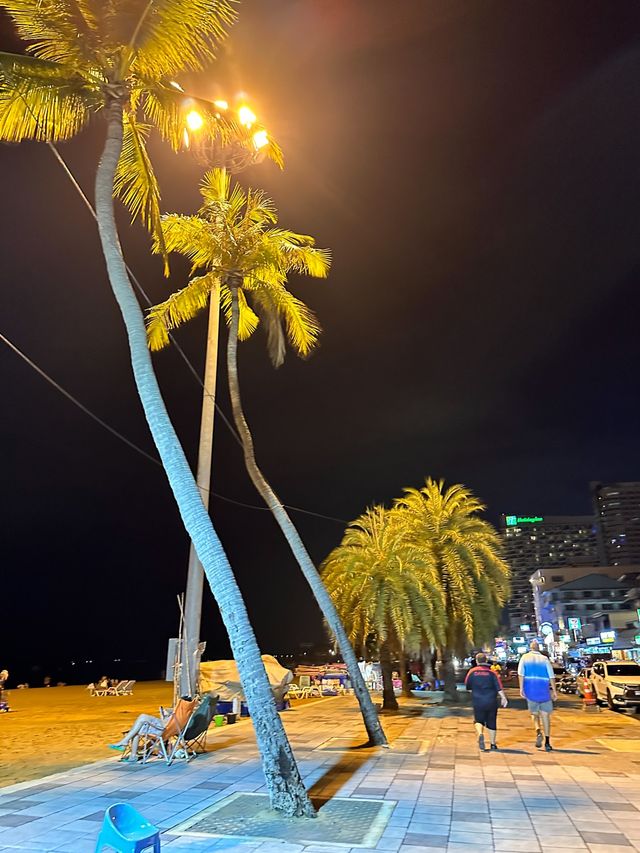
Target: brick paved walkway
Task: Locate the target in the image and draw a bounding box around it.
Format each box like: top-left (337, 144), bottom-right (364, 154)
top-left (0, 692), bottom-right (639, 852)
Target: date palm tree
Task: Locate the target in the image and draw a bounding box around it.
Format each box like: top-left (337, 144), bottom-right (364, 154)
top-left (0, 1), bottom-right (312, 816)
top-left (321, 506), bottom-right (446, 711)
top-left (395, 479), bottom-right (510, 702)
top-left (146, 169), bottom-right (388, 746)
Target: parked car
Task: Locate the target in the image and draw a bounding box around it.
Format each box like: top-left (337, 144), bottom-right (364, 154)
top-left (590, 661), bottom-right (640, 711)
top-left (576, 667), bottom-right (592, 697)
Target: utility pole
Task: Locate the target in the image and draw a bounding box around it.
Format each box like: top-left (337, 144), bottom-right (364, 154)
top-left (181, 289), bottom-right (220, 696)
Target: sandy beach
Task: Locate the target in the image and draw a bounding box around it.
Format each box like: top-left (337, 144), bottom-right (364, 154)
top-left (0, 681), bottom-right (173, 787)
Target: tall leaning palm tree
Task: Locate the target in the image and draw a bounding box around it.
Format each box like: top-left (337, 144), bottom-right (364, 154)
top-left (146, 169), bottom-right (387, 746)
top-left (395, 479), bottom-right (510, 702)
top-left (0, 2), bottom-right (312, 816)
top-left (321, 506), bottom-right (446, 711)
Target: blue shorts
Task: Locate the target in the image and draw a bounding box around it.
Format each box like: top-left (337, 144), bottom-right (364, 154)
top-left (527, 699), bottom-right (553, 714)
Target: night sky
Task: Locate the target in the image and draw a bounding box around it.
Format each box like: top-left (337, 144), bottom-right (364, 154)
top-left (2, 1), bottom-right (640, 681)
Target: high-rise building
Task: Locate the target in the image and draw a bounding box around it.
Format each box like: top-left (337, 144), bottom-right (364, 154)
top-left (592, 481), bottom-right (640, 566)
top-left (530, 567), bottom-right (633, 632)
top-left (499, 514), bottom-right (599, 628)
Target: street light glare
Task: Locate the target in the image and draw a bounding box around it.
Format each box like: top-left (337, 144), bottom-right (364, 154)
top-left (238, 105), bottom-right (256, 128)
top-left (186, 110), bottom-right (204, 131)
top-left (252, 129), bottom-right (269, 150)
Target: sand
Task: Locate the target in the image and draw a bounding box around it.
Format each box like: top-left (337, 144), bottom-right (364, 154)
top-left (0, 681), bottom-right (174, 788)
top-left (0, 681), bottom-right (319, 788)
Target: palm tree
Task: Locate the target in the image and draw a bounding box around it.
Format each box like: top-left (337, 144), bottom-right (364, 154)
top-left (146, 169), bottom-right (388, 746)
top-left (321, 506), bottom-right (446, 711)
top-left (395, 479), bottom-right (510, 702)
top-left (0, 2), bottom-right (311, 816)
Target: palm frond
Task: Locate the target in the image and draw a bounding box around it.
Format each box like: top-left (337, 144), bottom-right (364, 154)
top-left (200, 167), bottom-right (232, 206)
top-left (0, 51), bottom-right (97, 142)
top-left (219, 283), bottom-right (260, 341)
top-left (251, 296), bottom-right (286, 367)
top-left (131, 0), bottom-right (237, 78)
top-left (155, 213), bottom-right (220, 270)
top-left (266, 286), bottom-right (321, 358)
top-left (2, 1), bottom-right (100, 65)
top-left (114, 112), bottom-right (168, 271)
top-left (271, 230), bottom-right (332, 278)
top-left (146, 272), bottom-right (218, 350)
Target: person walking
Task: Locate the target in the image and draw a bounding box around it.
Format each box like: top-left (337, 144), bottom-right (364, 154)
top-left (518, 640), bottom-right (557, 751)
top-left (465, 652), bottom-right (508, 751)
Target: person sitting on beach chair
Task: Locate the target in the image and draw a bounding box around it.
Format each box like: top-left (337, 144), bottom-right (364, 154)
top-left (108, 696), bottom-right (197, 762)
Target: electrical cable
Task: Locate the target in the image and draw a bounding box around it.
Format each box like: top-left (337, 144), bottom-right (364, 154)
top-left (0, 328), bottom-right (347, 525)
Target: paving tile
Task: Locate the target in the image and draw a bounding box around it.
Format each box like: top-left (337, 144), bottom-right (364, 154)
top-left (399, 846), bottom-right (448, 853)
top-left (592, 801), bottom-right (638, 811)
top-left (0, 814), bottom-right (39, 827)
top-left (403, 834), bottom-right (449, 848)
top-left (580, 831), bottom-right (631, 846)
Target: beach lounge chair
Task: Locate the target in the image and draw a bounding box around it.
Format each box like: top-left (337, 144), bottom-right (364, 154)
top-left (111, 679), bottom-right (135, 696)
top-left (139, 697), bottom-right (198, 765)
top-left (106, 680), bottom-right (129, 696)
top-left (181, 693), bottom-right (218, 755)
top-left (287, 684), bottom-right (306, 700)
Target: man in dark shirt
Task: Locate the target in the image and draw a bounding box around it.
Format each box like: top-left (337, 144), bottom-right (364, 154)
top-left (465, 653), bottom-right (508, 751)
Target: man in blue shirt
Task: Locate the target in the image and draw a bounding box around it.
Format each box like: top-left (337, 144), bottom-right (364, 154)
top-left (517, 640), bottom-right (557, 751)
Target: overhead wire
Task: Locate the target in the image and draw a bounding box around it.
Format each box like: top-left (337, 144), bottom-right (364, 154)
top-left (0, 327), bottom-right (347, 525)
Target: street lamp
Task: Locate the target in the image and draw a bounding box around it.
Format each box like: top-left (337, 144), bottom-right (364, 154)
top-left (178, 97), bottom-right (271, 696)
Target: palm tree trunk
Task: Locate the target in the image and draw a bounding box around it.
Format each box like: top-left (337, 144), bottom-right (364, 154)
top-left (439, 648), bottom-right (459, 703)
top-left (420, 646), bottom-right (433, 687)
top-left (399, 651), bottom-right (413, 699)
top-left (226, 284), bottom-right (387, 747)
top-left (94, 98), bottom-right (314, 817)
top-left (379, 641), bottom-right (398, 712)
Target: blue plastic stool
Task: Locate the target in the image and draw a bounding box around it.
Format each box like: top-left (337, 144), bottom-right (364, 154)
top-left (95, 803), bottom-right (161, 852)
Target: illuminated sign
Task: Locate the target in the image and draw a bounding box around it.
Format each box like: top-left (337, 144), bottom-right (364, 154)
top-left (512, 636), bottom-right (525, 644)
top-left (567, 617), bottom-right (582, 630)
top-left (635, 634), bottom-right (640, 645)
top-left (600, 631), bottom-right (616, 644)
top-left (520, 624), bottom-right (531, 632)
top-left (506, 515), bottom-right (544, 526)
top-left (586, 637), bottom-right (600, 646)
top-left (517, 645), bottom-right (527, 654)
top-left (540, 622), bottom-right (554, 637)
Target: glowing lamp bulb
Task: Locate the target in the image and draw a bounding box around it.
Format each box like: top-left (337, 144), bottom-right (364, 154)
top-left (185, 110), bottom-right (203, 131)
top-left (252, 129), bottom-right (269, 150)
top-left (214, 100), bottom-right (229, 110)
top-left (238, 105), bottom-right (256, 128)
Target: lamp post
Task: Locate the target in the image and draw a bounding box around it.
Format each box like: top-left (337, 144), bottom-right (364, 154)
top-left (179, 101), bottom-right (270, 696)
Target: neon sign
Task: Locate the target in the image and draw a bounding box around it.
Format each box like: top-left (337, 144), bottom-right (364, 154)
top-left (506, 515), bottom-right (544, 526)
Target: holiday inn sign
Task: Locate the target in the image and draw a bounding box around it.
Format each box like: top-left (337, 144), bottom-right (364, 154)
top-left (505, 515), bottom-right (544, 526)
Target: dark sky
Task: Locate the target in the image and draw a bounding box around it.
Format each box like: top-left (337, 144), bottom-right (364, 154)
top-left (2, 1), bottom-right (640, 677)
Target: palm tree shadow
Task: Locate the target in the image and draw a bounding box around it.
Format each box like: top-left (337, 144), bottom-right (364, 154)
top-left (308, 749), bottom-right (374, 808)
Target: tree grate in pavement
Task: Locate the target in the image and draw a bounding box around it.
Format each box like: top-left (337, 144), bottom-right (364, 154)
top-left (170, 792), bottom-right (396, 848)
